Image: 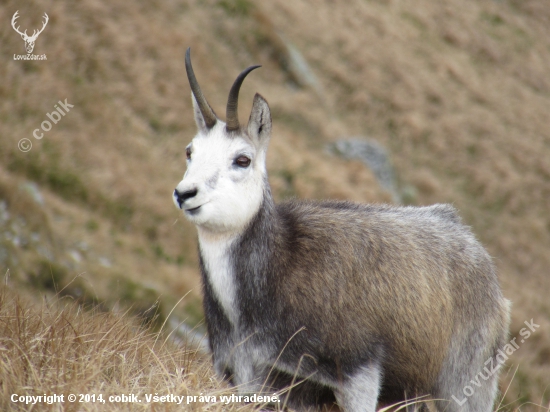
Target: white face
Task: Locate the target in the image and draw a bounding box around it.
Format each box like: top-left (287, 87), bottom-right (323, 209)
top-left (173, 121), bottom-right (266, 235)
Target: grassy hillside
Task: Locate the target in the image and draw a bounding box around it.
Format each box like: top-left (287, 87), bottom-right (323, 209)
top-left (1, 0), bottom-right (549, 409)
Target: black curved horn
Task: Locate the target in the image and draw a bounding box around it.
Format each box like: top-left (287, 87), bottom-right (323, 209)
top-left (226, 65), bottom-right (261, 132)
top-left (185, 48), bottom-right (217, 129)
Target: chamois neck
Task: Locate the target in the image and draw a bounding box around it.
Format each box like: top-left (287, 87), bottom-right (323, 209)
top-left (233, 183), bottom-right (280, 253)
top-left (249, 183), bottom-right (278, 235)
top-left (196, 183), bottom-right (278, 327)
top-left (197, 226), bottom-right (238, 246)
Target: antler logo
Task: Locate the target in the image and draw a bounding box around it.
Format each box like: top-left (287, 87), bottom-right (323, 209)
top-left (11, 10), bottom-right (49, 54)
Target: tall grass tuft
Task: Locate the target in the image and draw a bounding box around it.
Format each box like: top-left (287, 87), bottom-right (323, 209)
top-left (0, 286), bottom-right (260, 411)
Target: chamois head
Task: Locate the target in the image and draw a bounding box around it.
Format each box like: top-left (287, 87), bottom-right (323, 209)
top-left (173, 49), bottom-right (272, 234)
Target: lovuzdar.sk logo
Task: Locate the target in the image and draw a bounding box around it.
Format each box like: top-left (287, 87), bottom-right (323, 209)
top-left (12, 10), bottom-right (48, 61)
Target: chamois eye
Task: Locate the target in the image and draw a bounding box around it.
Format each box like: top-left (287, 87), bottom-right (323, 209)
top-left (235, 156), bottom-right (251, 168)
top-left (186, 147), bottom-right (192, 160)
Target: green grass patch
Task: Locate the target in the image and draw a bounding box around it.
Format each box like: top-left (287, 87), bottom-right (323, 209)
top-left (217, 0), bottom-right (253, 16)
top-left (110, 276), bottom-right (164, 328)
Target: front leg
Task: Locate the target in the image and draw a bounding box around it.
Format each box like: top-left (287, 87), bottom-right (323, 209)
top-left (212, 349), bottom-right (233, 382)
top-left (207, 321), bottom-right (236, 383)
top-left (231, 339), bottom-right (273, 395)
top-left (333, 363), bottom-right (382, 412)
top-left (204, 308), bottom-right (234, 381)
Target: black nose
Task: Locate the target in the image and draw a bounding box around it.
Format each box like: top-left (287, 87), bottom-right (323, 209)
top-left (174, 188), bottom-right (197, 208)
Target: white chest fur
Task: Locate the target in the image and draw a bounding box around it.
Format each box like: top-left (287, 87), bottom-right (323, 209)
top-left (198, 233), bottom-right (238, 326)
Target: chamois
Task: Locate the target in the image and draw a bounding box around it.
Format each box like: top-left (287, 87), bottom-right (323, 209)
top-left (173, 48), bottom-right (510, 412)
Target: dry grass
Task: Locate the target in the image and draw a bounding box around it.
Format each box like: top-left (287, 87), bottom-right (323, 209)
top-left (0, 285), bottom-right (266, 411)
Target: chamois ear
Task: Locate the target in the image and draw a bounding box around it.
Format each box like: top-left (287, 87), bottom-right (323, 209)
top-left (191, 93), bottom-right (214, 134)
top-left (247, 93), bottom-right (272, 150)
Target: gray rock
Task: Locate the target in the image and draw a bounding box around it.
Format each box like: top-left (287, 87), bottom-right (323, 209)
top-left (329, 138), bottom-right (400, 202)
top-left (19, 182), bottom-right (44, 205)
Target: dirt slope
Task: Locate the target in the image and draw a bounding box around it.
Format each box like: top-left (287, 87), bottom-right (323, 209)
top-left (1, 0), bottom-right (549, 408)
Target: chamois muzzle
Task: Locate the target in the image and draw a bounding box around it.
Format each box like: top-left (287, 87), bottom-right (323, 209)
top-left (173, 188), bottom-right (197, 209)
top-left (185, 48), bottom-right (217, 129)
top-left (225, 65), bottom-right (261, 132)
